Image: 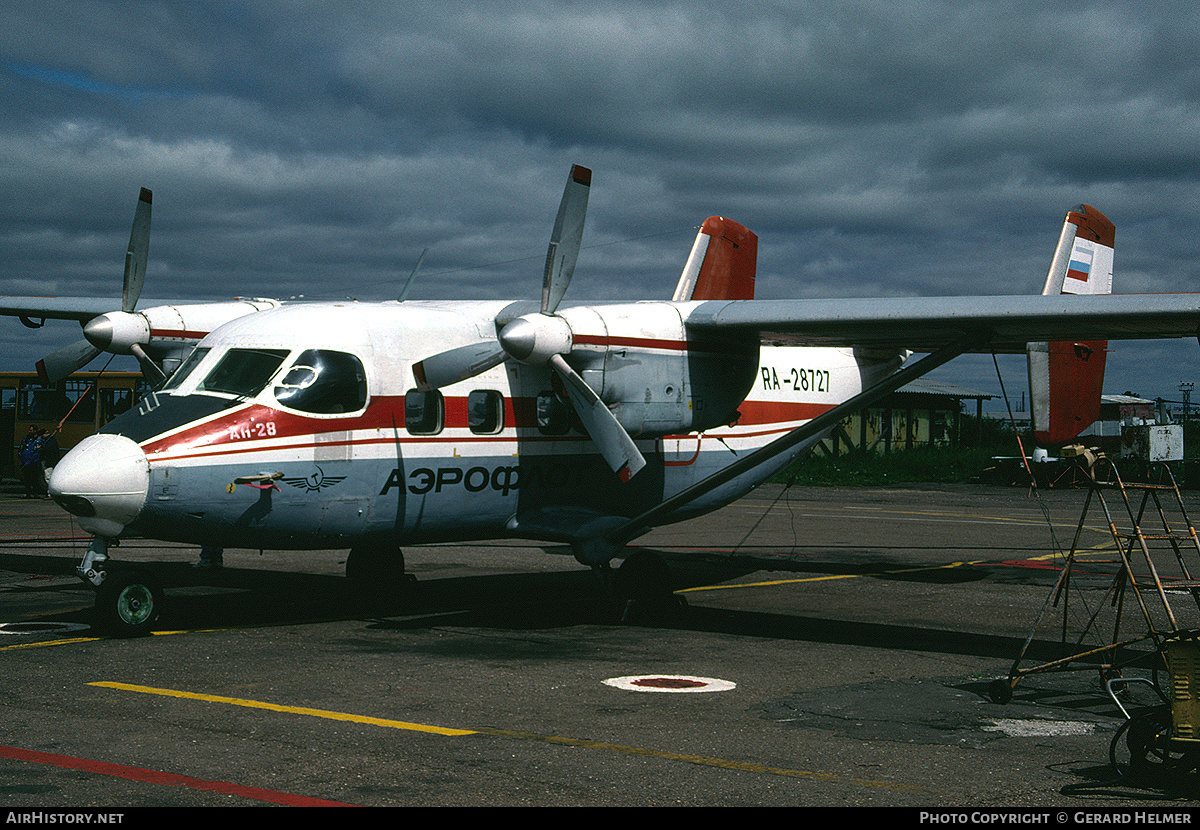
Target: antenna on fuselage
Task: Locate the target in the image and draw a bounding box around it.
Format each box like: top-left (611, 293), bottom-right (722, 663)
top-left (398, 248), bottom-right (428, 301)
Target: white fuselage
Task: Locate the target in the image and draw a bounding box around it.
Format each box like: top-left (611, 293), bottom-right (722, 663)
top-left (50, 300), bottom-right (904, 558)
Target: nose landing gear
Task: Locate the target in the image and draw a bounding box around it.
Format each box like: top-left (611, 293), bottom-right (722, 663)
top-left (95, 570), bottom-right (163, 637)
top-left (77, 536), bottom-right (162, 638)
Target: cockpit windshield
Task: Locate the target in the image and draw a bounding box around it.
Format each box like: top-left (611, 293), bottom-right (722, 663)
top-left (160, 347), bottom-right (210, 392)
top-left (273, 349), bottom-right (368, 414)
top-left (196, 349), bottom-right (289, 398)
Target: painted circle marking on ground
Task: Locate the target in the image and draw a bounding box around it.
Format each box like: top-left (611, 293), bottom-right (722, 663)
top-left (603, 675), bottom-right (736, 693)
top-left (0, 622), bottom-right (91, 635)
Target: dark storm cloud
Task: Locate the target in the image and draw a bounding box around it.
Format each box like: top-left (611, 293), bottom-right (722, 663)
top-left (1, 1), bottom-right (1199, 400)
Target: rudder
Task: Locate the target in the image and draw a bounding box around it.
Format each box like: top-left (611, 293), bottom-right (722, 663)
top-left (1028, 204), bottom-right (1115, 445)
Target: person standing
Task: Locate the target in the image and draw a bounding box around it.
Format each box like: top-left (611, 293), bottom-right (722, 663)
top-left (18, 425), bottom-right (44, 498)
top-left (38, 429), bottom-right (59, 497)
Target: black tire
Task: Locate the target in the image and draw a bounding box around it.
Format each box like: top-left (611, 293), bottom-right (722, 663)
top-left (988, 679), bottom-right (1013, 705)
top-left (95, 571), bottom-right (162, 637)
top-left (615, 551), bottom-right (672, 604)
top-left (613, 552), bottom-right (683, 622)
top-left (1109, 707), bottom-right (1192, 779)
top-left (346, 545), bottom-right (412, 589)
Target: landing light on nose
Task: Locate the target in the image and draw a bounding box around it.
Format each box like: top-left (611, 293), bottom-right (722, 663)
top-left (49, 434), bottom-right (149, 538)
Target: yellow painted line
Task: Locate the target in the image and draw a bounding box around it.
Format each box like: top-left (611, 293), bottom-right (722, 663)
top-left (89, 681), bottom-right (925, 794)
top-left (771, 503), bottom-right (1095, 527)
top-left (0, 635), bottom-right (101, 650)
top-left (0, 628), bottom-right (200, 651)
top-left (678, 563), bottom-right (973, 592)
top-left (89, 682), bottom-right (476, 736)
top-left (471, 726), bottom-right (925, 793)
top-left (679, 541), bottom-right (1119, 594)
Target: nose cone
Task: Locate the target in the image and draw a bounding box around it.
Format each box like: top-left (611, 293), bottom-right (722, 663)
top-left (49, 434), bottom-right (149, 537)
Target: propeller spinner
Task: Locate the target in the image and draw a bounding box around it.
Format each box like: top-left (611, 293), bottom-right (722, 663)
top-left (412, 165), bottom-right (647, 482)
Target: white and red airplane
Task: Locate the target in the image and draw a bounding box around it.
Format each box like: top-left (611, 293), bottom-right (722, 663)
top-left (5, 166), bottom-right (1198, 635)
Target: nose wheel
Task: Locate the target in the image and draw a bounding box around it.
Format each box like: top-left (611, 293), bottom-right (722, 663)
top-left (94, 571), bottom-right (162, 637)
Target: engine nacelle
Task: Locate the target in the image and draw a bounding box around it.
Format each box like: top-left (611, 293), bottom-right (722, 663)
top-left (83, 299), bottom-right (281, 357)
top-left (83, 311), bottom-right (150, 355)
top-left (563, 302), bottom-right (758, 437)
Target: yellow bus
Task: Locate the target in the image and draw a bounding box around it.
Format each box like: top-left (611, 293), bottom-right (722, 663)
top-left (2, 371), bottom-right (148, 479)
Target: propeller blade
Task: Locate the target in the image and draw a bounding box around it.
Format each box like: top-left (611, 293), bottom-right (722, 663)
top-left (412, 342), bottom-right (508, 391)
top-left (121, 188), bottom-right (152, 313)
top-left (549, 355), bottom-right (646, 482)
top-left (36, 339), bottom-right (102, 384)
top-left (541, 165), bottom-right (590, 314)
top-left (398, 247), bottom-right (427, 301)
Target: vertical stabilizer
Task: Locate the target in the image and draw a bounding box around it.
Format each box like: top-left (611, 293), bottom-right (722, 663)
top-left (1028, 205), bottom-right (1115, 444)
top-left (672, 216), bottom-right (756, 301)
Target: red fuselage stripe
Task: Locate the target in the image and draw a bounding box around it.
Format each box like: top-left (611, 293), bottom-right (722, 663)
top-left (139, 395), bottom-right (834, 462)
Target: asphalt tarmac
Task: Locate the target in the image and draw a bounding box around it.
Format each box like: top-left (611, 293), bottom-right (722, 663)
top-left (2, 478), bottom-right (1199, 810)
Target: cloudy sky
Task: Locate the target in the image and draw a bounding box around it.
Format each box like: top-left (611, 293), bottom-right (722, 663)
top-left (3, 1), bottom-right (1199, 413)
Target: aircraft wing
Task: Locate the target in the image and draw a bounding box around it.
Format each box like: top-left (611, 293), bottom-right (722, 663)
top-left (685, 293), bottom-right (1200, 352)
top-left (0, 297), bottom-right (210, 323)
top-left (0, 297), bottom-right (126, 323)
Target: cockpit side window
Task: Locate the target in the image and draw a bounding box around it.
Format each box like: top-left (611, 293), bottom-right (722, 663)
top-left (160, 347), bottom-right (210, 391)
top-left (197, 349), bottom-right (289, 397)
top-left (273, 349), bottom-right (368, 414)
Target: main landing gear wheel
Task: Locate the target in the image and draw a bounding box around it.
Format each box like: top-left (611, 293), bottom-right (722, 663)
top-left (613, 551), bottom-right (686, 622)
top-left (95, 571), bottom-right (162, 637)
top-left (346, 545), bottom-right (415, 588)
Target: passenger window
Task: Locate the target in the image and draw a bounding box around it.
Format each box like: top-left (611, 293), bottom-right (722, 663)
top-left (197, 349), bottom-right (289, 397)
top-left (274, 350), bottom-right (367, 414)
top-left (405, 389), bottom-right (443, 435)
top-left (468, 390), bottom-right (504, 434)
top-left (536, 392), bottom-right (570, 435)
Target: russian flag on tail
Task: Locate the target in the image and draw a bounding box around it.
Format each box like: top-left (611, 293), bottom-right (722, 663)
top-left (1065, 238), bottom-right (1094, 283)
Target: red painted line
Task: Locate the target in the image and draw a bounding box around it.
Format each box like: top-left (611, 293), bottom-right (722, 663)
top-left (573, 333), bottom-right (692, 351)
top-left (1000, 559), bottom-right (1107, 576)
top-left (149, 329), bottom-right (208, 340)
top-left (1000, 559), bottom-right (1063, 571)
top-left (0, 744), bottom-right (357, 807)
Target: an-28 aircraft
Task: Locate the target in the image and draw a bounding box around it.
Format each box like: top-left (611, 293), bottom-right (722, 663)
top-left (5, 165), bottom-right (1200, 636)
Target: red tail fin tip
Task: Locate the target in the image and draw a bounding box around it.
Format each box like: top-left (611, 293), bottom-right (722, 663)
top-left (672, 216), bottom-right (756, 301)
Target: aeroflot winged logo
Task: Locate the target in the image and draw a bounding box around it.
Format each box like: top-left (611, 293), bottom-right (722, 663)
top-left (281, 465), bottom-right (347, 493)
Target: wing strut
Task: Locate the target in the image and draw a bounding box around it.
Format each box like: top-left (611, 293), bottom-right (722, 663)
top-left (601, 334), bottom-right (985, 549)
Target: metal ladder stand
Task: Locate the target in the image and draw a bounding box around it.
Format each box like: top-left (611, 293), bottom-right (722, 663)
top-left (992, 456), bottom-right (1200, 704)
